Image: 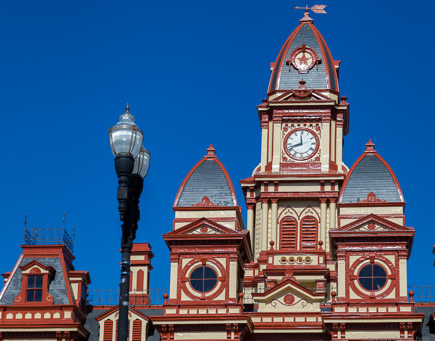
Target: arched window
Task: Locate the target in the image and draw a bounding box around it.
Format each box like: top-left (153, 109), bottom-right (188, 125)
top-left (300, 216), bottom-right (318, 250)
top-left (280, 217), bottom-right (297, 250)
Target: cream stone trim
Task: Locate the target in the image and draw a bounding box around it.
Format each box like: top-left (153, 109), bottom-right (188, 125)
top-left (229, 260), bottom-right (237, 298)
top-left (153, 319), bottom-right (248, 326)
top-left (320, 200), bottom-right (326, 248)
top-left (174, 331), bottom-right (227, 340)
top-left (336, 123), bottom-right (343, 169)
top-left (260, 125), bottom-right (268, 172)
top-left (324, 318), bottom-right (422, 323)
top-left (329, 200), bottom-right (336, 230)
top-left (271, 200), bottom-right (278, 247)
top-left (261, 200), bottom-right (269, 252)
top-left (330, 120), bottom-right (336, 162)
top-left (320, 120), bottom-right (330, 172)
top-left (170, 261), bottom-right (178, 299)
top-left (399, 258), bottom-right (407, 296)
top-left (253, 329), bottom-right (323, 334)
top-left (337, 257), bottom-right (346, 297)
top-left (247, 206), bottom-right (254, 248)
top-left (272, 121), bottom-right (281, 172)
top-left (267, 120), bottom-right (272, 164)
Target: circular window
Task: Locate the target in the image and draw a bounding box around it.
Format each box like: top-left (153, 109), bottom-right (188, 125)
top-left (358, 264), bottom-right (387, 291)
top-left (189, 266), bottom-right (217, 293)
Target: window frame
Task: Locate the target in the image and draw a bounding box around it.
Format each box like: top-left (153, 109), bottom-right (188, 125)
top-left (189, 265), bottom-right (218, 293)
top-left (13, 260), bottom-right (55, 305)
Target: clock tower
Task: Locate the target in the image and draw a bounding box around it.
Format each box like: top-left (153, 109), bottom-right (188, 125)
top-left (241, 9), bottom-right (349, 261)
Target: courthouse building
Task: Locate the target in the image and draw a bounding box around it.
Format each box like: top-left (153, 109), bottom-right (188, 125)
top-left (0, 9), bottom-right (432, 341)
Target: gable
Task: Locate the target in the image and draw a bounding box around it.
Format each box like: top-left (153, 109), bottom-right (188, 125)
top-left (252, 278), bottom-right (325, 313)
top-left (165, 218), bottom-right (243, 237)
top-left (334, 214), bottom-right (413, 233)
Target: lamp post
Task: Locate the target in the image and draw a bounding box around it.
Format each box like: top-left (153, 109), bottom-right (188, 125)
top-left (109, 104), bottom-right (150, 341)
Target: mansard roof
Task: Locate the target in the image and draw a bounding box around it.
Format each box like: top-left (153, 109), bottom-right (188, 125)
top-left (173, 145), bottom-right (238, 207)
top-left (268, 12), bottom-right (339, 93)
top-left (0, 245), bottom-right (75, 306)
top-left (339, 140), bottom-right (404, 204)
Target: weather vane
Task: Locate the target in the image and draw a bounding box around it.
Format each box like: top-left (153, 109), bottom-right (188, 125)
top-left (295, 5), bottom-right (327, 14)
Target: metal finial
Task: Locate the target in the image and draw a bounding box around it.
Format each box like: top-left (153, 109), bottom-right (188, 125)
top-left (62, 212), bottom-right (65, 228)
top-left (24, 212), bottom-right (27, 227)
top-left (125, 102), bottom-right (130, 113)
top-left (295, 4), bottom-right (327, 14)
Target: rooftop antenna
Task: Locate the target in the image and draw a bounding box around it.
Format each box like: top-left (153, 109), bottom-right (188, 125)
top-left (24, 212), bottom-right (27, 228)
top-left (62, 212), bottom-right (66, 229)
top-left (295, 4), bottom-right (327, 14)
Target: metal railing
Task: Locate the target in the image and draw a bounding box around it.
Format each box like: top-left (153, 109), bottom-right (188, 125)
top-left (408, 285), bottom-right (435, 303)
top-left (87, 288), bottom-right (168, 306)
top-left (23, 226), bottom-right (75, 254)
top-left (243, 286), bottom-right (266, 304)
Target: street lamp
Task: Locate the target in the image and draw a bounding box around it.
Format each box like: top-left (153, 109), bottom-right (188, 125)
top-left (109, 104), bottom-right (150, 341)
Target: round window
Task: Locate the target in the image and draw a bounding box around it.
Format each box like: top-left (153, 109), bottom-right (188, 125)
top-left (358, 264), bottom-right (387, 291)
top-left (189, 266), bottom-right (218, 293)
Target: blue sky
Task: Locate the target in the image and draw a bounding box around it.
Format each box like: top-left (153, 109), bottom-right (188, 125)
top-left (0, 0), bottom-right (434, 294)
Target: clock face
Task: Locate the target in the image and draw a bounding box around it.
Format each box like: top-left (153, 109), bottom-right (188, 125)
top-left (285, 129), bottom-right (318, 160)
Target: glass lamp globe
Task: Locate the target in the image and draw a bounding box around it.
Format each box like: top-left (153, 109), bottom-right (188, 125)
top-left (109, 105), bottom-right (143, 158)
top-left (133, 147), bottom-right (151, 178)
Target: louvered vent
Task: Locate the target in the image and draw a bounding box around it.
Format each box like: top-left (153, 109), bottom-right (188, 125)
top-left (280, 217), bottom-right (297, 250)
top-left (103, 320), bottom-right (113, 341)
top-left (132, 319), bottom-right (142, 341)
top-left (301, 216), bottom-right (318, 250)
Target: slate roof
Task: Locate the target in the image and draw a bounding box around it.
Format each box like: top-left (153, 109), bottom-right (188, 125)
top-left (269, 17), bottom-right (338, 92)
top-left (175, 146), bottom-right (237, 207)
top-left (340, 142), bottom-right (403, 204)
top-left (414, 306), bottom-right (435, 340)
top-left (0, 257), bottom-right (70, 305)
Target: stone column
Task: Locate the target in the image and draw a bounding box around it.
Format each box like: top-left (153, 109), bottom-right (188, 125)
top-left (321, 117), bottom-right (331, 173)
top-left (271, 198), bottom-right (278, 248)
top-left (329, 198), bottom-right (337, 229)
top-left (320, 198), bottom-right (327, 248)
top-left (337, 251), bottom-right (346, 298)
top-left (272, 117), bottom-right (282, 173)
top-left (169, 255), bottom-right (178, 300)
top-left (261, 198), bottom-right (269, 252)
top-left (336, 112), bottom-right (344, 170)
top-left (247, 204), bottom-right (255, 248)
top-left (260, 114), bottom-right (269, 172)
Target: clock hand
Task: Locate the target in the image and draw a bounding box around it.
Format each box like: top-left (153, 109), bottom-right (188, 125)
top-left (291, 140), bottom-right (303, 148)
